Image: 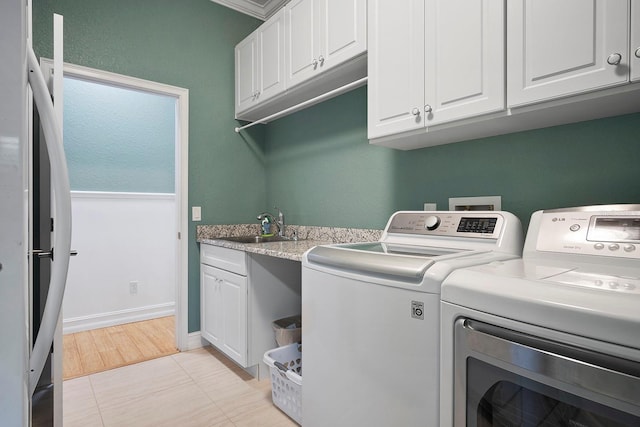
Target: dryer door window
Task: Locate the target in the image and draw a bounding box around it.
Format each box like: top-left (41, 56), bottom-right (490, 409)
top-left (453, 319), bottom-right (640, 426)
top-left (469, 359), bottom-right (637, 426)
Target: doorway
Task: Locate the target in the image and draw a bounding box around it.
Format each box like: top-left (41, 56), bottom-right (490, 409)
top-left (41, 60), bottom-right (190, 362)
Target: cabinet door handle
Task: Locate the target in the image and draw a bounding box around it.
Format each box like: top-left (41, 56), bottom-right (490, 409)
top-left (607, 53), bottom-right (622, 65)
top-left (635, 47), bottom-right (640, 59)
top-left (411, 107), bottom-right (421, 116)
top-left (424, 104), bottom-right (433, 113)
top-left (312, 58), bottom-right (319, 69)
top-left (318, 55), bottom-right (325, 66)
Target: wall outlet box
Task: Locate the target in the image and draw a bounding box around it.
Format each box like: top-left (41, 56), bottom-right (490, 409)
top-left (423, 203), bottom-right (437, 211)
top-left (129, 281), bottom-right (138, 295)
top-left (449, 196), bottom-right (502, 211)
top-left (192, 206), bottom-right (202, 221)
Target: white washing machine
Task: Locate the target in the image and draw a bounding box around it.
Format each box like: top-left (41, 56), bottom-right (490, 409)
top-left (440, 205), bottom-right (640, 426)
top-left (301, 211), bottom-right (523, 427)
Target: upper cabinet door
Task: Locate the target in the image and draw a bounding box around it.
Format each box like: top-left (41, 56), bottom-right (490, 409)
top-left (631, 0), bottom-right (640, 82)
top-left (235, 31), bottom-right (258, 114)
top-left (258, 8), bottom-right (286, 102)
top-left (316, 0), bottom-right (367, 73)
top-left (285, 0), bottom-right (319, 88)
top-left (508, 0), bottom-right (629, 107)
top-left (424, 0), bottom-right (505, 126)
top-left (368, 0), bottom-right (425, 139)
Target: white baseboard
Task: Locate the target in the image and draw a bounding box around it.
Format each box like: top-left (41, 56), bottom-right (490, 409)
top-left (186, 332), bottom-right (206, 351)
top-left (63, 303), bottom-right (175, 334)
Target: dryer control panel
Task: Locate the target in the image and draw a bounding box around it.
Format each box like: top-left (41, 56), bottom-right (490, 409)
top-left (535, 205), bottom-right (640, 259)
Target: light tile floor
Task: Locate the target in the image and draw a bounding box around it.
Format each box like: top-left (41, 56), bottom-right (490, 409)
top-left (64, 346), bottom-right (298, 427)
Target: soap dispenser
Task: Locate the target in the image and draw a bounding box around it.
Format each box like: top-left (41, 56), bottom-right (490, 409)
top-left (260, 216), bottom-right (272, 236)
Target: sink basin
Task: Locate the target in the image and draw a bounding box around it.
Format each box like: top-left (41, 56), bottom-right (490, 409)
top-left (217, 235), bottom-right (293, 244)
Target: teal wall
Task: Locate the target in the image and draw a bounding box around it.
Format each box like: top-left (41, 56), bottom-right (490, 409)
top-left (34, 1), bottom-right (640, 335)
top-left (266, 87), bottom-right (640, 231)
top-left (64, 76), bottom-right (176, 193)
top-left (34, 0), bottom-right (264, 332)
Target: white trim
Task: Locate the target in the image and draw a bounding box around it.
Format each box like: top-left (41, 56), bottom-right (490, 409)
top-left (188, 332), bottom-right (206, 351)
top-left (71, 191), bottom-right (176, 201)
top-left (63, 303), bottom-right (175, 334)
top-left (41, 59), bottom-right (190, 352)
top-left (210, 0), bottom-right (287, 20)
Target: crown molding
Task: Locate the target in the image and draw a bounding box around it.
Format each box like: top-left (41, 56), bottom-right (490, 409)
top-left (211, 0), bottom-right (287, 20)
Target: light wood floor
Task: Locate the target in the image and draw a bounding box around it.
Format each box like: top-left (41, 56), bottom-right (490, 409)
top-left (63, 316), bottom-right (178, 380)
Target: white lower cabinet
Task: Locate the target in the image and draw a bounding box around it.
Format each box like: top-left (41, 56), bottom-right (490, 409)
top-left (200, 244), bottom-right (301, 376)
top-left (201, 263), bottom-right (247, 366)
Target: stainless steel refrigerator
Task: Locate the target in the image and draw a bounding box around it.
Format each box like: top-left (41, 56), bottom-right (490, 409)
top-left (1, 1), bottom-right (70, 425)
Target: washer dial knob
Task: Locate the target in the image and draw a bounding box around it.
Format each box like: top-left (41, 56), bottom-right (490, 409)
top-left (424, 215), bottom-right (441, 231)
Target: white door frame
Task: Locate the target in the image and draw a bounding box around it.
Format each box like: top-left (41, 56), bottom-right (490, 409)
top-left (41, 60), bottom-right (190, 351)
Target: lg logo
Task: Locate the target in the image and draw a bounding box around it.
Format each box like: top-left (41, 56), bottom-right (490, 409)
top-left (411, 301), bottom-right (424, 320)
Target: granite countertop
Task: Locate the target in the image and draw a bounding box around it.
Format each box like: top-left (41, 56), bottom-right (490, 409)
top-left (197, 224), bottom-right (382, 262)
top-left (198, 237), bottom-right (330, 262)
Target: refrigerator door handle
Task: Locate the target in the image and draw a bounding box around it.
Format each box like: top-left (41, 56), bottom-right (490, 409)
top-left (32, 249), bottom-right (78, 261)
top-left (26, 43), bottom-right (72, 396)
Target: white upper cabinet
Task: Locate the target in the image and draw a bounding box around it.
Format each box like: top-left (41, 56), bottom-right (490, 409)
top-left (285, 0), bottom-right (318, 88)
top-left (258, 9), bottom-right (286, 102)
top-left (235, 0), bottom-right (366, 121)
top-left (235, 9), bottom-right (286, 115)
top-left (368, 0), bottom-right (505, 140)
top-left (316, 0), bottom-right (367, 74)
top-left (424, 0), bottom-right (505, 125)
top-left (507, 0), bottom-right (629, 107)
top-left (368, 0), bottom-right (425, 138)
top-left (285, 0), bottom-right (366, 89)
top-left (632, 0), bottom-right (640, 82)
top-left (235, 31), bottom-right (258, 114)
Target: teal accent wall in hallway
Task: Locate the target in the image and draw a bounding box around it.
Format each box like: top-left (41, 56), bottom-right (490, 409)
top-left (64, 76), bottom-right (176, 193)
top-left (265, 86), bottom-right (640, 231)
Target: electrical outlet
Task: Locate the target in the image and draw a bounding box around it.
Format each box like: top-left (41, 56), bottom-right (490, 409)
top-left (129, 281), bottom-right (138, 295)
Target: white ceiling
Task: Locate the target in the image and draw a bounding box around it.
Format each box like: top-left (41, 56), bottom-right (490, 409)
top-left (211, 0), bottom-right (288, 20)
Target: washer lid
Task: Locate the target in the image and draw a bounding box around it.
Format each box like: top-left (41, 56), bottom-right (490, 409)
top-left (306, 243), bottom-right (472, 282)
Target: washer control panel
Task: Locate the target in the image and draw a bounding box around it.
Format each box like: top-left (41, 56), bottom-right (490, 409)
top-left (536, 206), bottom-right (640, 259)
top-left (387, 211), bottom-right (503, 239)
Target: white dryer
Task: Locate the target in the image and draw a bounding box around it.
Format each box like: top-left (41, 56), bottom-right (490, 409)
top-left (301, 211), bottom-right (523, 427)
top-left (441, 205), bottom-right (640, 426)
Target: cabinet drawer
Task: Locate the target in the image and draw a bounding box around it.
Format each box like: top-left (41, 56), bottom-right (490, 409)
top-left (200, 244), bottom-right (247, 275)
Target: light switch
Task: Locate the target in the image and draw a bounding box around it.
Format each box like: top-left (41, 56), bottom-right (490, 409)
top-left (192, 206), bottom-right (202, 221)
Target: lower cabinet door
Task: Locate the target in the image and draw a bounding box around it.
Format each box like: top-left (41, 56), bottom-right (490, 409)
top-left (201, 264), bottom-right (248, 367)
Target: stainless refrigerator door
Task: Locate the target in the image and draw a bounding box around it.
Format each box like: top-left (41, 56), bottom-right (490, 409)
top-left (31, 98), bottom-right (54, 427)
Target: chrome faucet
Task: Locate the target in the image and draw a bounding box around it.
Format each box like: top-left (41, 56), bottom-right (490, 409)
top-left (274, 206), bottom-right (285, 238)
